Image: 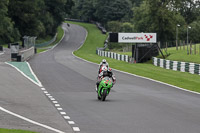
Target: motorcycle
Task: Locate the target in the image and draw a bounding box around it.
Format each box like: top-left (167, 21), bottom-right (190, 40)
top-left (97, 76), bottom-right (113, 101)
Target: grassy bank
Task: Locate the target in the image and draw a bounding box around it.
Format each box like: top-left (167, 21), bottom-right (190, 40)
top-left (0, 128), bottom-right (37, 133)
top-left (161, 44), bottom-right (200, 64)
top-left (37, 26), bottom-right (64, 53)
top-left (67, 21), bottom-right (200, 93)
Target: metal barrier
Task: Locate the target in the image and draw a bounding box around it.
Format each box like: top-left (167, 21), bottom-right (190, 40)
top-left (153, 57), bottom-right (200, 75)
top-left (35, 34), bottom-right (57, 48)
top-left (19, 47), bottom-right (35, 61)
top-left (97, 49), bottom-right (130, 63)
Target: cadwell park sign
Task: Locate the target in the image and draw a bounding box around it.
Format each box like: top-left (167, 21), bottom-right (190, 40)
top-left (109, 33), bottom-right (157, 43)
top-left (108, 32), bottom-right (164, 63)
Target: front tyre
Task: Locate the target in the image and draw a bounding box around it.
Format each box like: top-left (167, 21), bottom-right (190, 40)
top-left (97, 94), bottom-right (101, 100)
top-left (101, 89), bottom-right (107, 101)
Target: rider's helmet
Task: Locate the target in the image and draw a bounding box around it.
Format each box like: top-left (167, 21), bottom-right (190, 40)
top-left (102, 59), bottom-right (107, 64)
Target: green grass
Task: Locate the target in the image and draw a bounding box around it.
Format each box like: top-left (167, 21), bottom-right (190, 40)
top-left (36, 35), bottom-right (52, 44)
top-left (67, 21), bottom-right (200, 93)
top-left (1, 44), bottom-right (8, 48)
top-left (161, 44), bottom-right (200, 64)
top-left (37, 48), bottom-right (47, 53)
top-left (36, 26), bottom-right (64, 53)
top-left (0, 129), bottom-right (38, 133)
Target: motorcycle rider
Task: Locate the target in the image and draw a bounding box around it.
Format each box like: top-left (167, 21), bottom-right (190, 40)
top-left (96, 67), bottom-right (116, 92)
top-left (98, 59), bottom-right (109, 74)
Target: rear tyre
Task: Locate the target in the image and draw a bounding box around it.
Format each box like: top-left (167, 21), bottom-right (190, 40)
top-left (101, 89), bottom-right (107, 101)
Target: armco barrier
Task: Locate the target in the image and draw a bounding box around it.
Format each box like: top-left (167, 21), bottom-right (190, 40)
top-left (35, 34), bottom-right (57, 48)
top-left (19, 47), bottom-right (35, 61)
top-left (153, 57), bottom-right (200, 75)
top-left (97, 49), bottom-right (130, 63)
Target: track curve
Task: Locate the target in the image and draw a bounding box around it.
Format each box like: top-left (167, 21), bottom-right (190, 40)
top-left (29, 23), bottom-right (200, 133)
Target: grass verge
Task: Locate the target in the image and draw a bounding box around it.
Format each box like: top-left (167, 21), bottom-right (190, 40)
top-left (0, 128), bottom-right (38, 133)
top-left (160, 44), bottom-right (200, 64)
top-left (37, 26), bottom-right (64, 53)
top-left (67, 21), bottom-right (200, 93)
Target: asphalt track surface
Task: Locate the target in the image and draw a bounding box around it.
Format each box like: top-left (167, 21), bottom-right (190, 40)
top-left (30, 23), bottom-right (200, 133)
top-left (0, 62), bottom-right (72, 133)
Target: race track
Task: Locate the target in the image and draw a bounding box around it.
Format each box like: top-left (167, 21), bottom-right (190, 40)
top-left (29, 23), bottom-right (200, 133)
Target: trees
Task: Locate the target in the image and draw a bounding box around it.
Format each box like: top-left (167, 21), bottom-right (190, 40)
top-left (177, 0), bottom-right (199, 24)
top-left (44, 0), bottom-right (72, 33)
top-left (133, 0), bottom-right (186, 43)
top-left (76, 0), bottom-right (96, 21)
top-left (189, 20), bottom-right (200, 43)
top-left (0, 0), bottom-right (74, 43)
top-left (95, 0), bottom-right (132, 25)
top-left (121, 22), bottom-right (134, 32)
top-left (0, 0), bottom-right (20, 44)
top-left (8, 0), bottom-right (46, 37)
top-left (107, 21), bottom-right (122, 32)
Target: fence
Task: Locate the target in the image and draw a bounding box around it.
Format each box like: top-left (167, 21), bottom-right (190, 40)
top-left (153, 57), bottom-right (200, 75)
top-left (35, 34), bottom-right (57, 48)
top-left (96, 49), bottom-right (130, 63)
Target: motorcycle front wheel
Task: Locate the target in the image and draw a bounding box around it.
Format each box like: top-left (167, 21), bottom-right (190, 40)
top-left (101, 89), bottom-right (107, 101)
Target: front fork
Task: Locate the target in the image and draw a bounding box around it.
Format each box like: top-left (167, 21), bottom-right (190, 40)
top-left (98, 87), bottom-right (110, 97)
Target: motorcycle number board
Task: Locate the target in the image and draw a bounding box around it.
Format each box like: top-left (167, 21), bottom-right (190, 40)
top-left (118, 33), bottom-right (157, 43)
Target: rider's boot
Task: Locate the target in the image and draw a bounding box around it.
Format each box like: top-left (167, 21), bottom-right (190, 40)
top-left (95, 82), bottom-right (99, 92)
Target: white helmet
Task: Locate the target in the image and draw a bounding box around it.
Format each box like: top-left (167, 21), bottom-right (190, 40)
top-left (102, 59), bottom-right (107, 64)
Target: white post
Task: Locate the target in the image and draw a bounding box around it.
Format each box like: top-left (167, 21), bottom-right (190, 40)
top-left (166, 60), bottom-right (170, 69)
top-left (180, 62), bottom-right (186, 72)
top-left (189, 63), bottom-right (195, 74)
top-left (173, 61), bottom-right (178, 71)
top-left (108, 52), bottom-right (110, 58)
top-left (160, 59), bottom-right (164, 68)
top-left (118, 54), bottom-right (120, 60)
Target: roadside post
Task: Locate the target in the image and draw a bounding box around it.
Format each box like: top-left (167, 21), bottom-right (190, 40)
top-left (10, 43), bottom-right (19, 61)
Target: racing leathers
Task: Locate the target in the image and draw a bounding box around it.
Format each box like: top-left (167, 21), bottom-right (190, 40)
top-left (98, 61), bottom-right (109, 74)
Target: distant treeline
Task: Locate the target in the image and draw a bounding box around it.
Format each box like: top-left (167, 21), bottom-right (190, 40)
top-left (70, 0), bottom-right (200, 43)
top-left (0, 0), bottom-right (74, 44)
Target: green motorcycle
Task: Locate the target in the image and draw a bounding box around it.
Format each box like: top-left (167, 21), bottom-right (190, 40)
top-left (97, 76), bottom-right (113, 101)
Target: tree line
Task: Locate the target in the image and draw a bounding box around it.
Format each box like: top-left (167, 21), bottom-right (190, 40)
top-left (70, 0), bottom-right (200, 43)
top-left (0, 0), bottom-right (74, 44)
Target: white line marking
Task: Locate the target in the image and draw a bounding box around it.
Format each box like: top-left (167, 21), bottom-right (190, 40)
top-left (0, 106), bottom-right (65, 133)
top-left (73, 127), bottom-right (80, 132)
top-left (41, 88), bottom-right (46, 91)
top-left (48, 96), bottom-right (53, 98)
top-left (60, 112), bottom-right (66, 115)
top-left (43, 91), bottom-right (48, 94)
top-left (55, 104), bottom-right (60, 107)
top-left (53, 101), bottom-right (58, 104)
top-left (50, 98), bottom-right (56, 101)
top-left (5, 62), bottom-right (42, 88)
top-left (46, 94), bottom-right (51, 96)
top-left (68, 121), bottom-right (75, 124)
top-left (64, 116), bottom-right (70, 120)
top-left (26, 62), bottom-right (43, 87)
top-left (57, 108), bottom-right (63, 111)
top-left (76, 29), bottom-right (88, 50)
